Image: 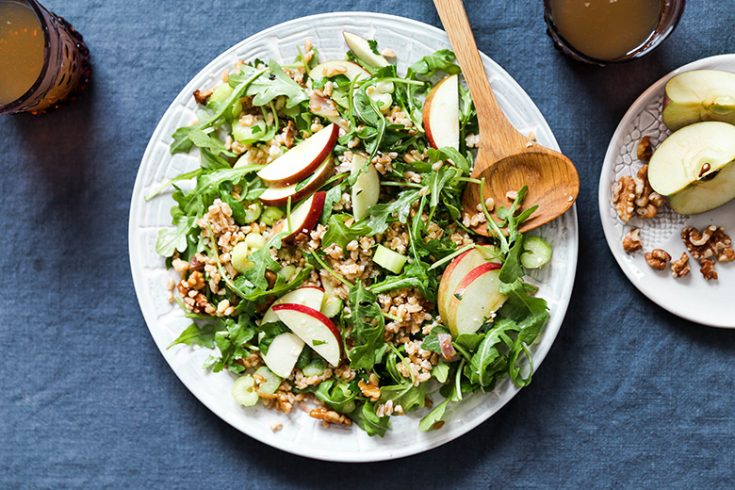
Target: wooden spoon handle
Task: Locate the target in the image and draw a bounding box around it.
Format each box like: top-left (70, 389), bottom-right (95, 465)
top-left (434, 0), bottom-right (528, 162)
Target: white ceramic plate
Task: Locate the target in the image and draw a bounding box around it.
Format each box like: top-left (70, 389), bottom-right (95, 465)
top-left (599, 55), bottom-right (735, 329)
top-left (129, 12), bottom-right (579, 462)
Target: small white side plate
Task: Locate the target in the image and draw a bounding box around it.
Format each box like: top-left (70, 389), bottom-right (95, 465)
top-left (599, 54), bottom-right (735, 328)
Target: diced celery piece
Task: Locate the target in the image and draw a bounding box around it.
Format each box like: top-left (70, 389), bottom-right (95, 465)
top-left (231, 374), bottom-right (259, 407)
top-left (231, 242), bottom-right (251, 273)
top-left (302, 359), bottom-right (326, 377)
top-left (260, 206), bottom-right (284, 226)
top-left (254, 366), bottom-right (282, 394)
top-left (521, 236), bottom-right (553, 269)
top-left (373, 244), bottom-right (407, 274)
top-left (321, 295), bottom-right (343, 319)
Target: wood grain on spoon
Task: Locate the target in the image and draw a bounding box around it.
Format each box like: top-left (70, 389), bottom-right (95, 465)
top-left (434, 0), bottom-right (579, 233)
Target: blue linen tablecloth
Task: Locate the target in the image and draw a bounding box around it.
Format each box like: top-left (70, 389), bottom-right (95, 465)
top-left (2, 0), bottom-right (734, 487)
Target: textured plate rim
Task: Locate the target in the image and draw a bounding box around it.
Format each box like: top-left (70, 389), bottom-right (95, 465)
top-left (598, 53), bottom-right (735, 329)
top-left (129, 11), bottom-right (580, 461)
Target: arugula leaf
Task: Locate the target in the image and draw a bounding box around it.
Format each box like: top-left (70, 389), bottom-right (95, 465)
top-left (156, 216), bottom-right (195, 257)
top-left (351, 402), bottom-right (390, 437)
top-left (241, 233), bottom-right (282, 291)
top-left (321, 214), bottom-right (371, 249)
top-left (236, 60), bottom-right (308, 108)
top-left (419, 398), bottom-right (450, 432)
top-left (314, 380), bottom-right (358, 414)
top-left (207, 316), bottom-right (257, 374)
top-left (408, 49), bottom-right (461, 78)
top-left (345, 281), bottom-right (385, 370)
top-left (365, 189), bottom-right (421, 234)
top-left (466, 319), bottom-right (519, 389)
top-left (432, 361), bottom-right (451, 383)
top-left (379, 382), bottom-right (426, 412)
top-left (168, 322), bottom-right (220, 349)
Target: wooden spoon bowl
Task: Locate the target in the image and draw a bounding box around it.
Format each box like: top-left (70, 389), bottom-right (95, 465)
top-left (435, 0), bottom-right (580, 234)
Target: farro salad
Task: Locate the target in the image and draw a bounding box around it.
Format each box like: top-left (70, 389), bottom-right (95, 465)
top-left (150, 32), bottom-right (554, 435)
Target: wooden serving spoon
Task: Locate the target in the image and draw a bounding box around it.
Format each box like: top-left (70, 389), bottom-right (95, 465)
top-left (434, 0), bottom-right (579, 233)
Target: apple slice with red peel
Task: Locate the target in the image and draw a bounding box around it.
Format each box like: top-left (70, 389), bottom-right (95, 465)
top-left (350, 153), bottom-right (380, 221)
top-left (423, 75), bottom-right (460, 150)
top-left (343, 32), bottom-right (389, 68)
top-left (261, 332), bottom-right (304, 378)
top-left (257, 124), bottom-right (338, 185)
top-left (259, 156), bottom-right (333, 206)
top-left (261, 286), bottom-right (325, 324)
top-left (273, 304), bottom-right (342, 367)
top-left (446, 261), bottom-right (506, 336)
top-left (272, 191), bottom-right (326, 242)
top-left (437, 248), bottom-right (486, 324)
top-left (309, 60), bottom-right (370, 82)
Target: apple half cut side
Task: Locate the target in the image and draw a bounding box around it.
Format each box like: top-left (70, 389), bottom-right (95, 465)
top-left (256, 124), bottom-right (338, 185)
top-left (259, 156), bottom-right (333, 206)
top-left (261, 286), bottom-right (325, 324)
top-left (446, 261), bottom-right (506, 337)
top-left (662, 70), bottom-right (735, 131)
top-left (273, 304), bottom-right (343, 367)
top-left (272, 191), bottom-right (326, 242)
top-left (309, 60), bottom-right (370, 82)
top-left (648, 121), bottom-right (735, 215)
top-left (423, 74), bottom-right (460, 150)
top-left (262, 332), bottom-right (305, 378)
top-left (436, 248), bottom-right (487, 323)
top-left (343, 32), bottom-right (389, 68)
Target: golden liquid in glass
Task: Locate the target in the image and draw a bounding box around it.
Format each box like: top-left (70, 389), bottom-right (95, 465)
top-left (0, 1), bottom-right (44, 106)
top-left (548, 0), bottom-right (661, 61)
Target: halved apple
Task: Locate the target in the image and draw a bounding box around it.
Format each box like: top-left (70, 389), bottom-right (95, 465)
top-left (272, 191), bottom-right (326, 241)
top-left (423, 75), bottom-right (460, 150)
top-left (662, 70), bottom-right (735, 131)
top-left (273, 303), bottom-right (343, 366)
top-left (261, 332), bottom-right (305, 378)
top-left (256, 124), bottom-right (338, 185)
top-left (446, 262), bottom-right (506, 337)
top-left (261, 286), bottom-right (325, 324)
top-left (259, 156), bottom-right (333, 206)
top-left (309, 60), bottom-right (370, 82)
top-left (648, 121), bottom-right (735, 215)
top-left (350, 153), bottom-right (380, 221)
top-left (343, 32), bottom-right (389, 68)
top-left (436, 248), bottom-right (486, 324)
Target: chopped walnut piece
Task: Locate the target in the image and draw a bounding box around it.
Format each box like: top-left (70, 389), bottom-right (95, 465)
top-left (637, 136), bottom-right (653, 162)
top-left (700, 258), bottom-right (718, 281)
top-left (671, 253), bottom-right (690, 278)
top-left (193, 88), bottom-right (212, 105)
top-left (358, 374), bottom-right (381, 401)
top-left (309, 407), bottom-right (352, 426)
top-left (681, 225), bottom-right (733, 263)
top-left (622, 228), bottom-right (643, 253)
top-left (612, 176), bottom-right (636, 223)
top-left (645, 248), bottom-right (671, 270)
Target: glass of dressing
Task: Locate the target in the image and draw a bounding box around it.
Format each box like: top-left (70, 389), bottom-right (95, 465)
top-left (544, 0), bottom-right (685, 65)
top-left (0, 0), bottom-right (91, 115)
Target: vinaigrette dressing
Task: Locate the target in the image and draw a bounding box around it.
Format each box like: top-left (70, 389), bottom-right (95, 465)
top-left (0, 1), bottom-right (45, 105)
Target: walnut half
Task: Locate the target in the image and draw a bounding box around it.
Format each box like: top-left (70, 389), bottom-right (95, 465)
top-left (700, 258), bottom-right (718, 281)
top-left (622, 228), bottom-right (643, 253)
top-left (644, 249), bottom-right (671, 271)
top-left (670, 253), bottom-right (690, 278)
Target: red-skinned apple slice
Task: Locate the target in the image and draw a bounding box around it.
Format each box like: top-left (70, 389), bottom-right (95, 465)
top-left (272, 304), bottom-right (342, 367)
top-left (423, 75), bottom-right (460, 150)
top-left (259, 156), bottom-right (333, 206)
top-left (343, 32), bottom-right (389, 68)
top-left (261, 286), bottom-right (325, 324)
top-left (447, 261), bottom-right (506, 336)
top-left (262, 332), bottom-right (305, 378)
top-left (309, 60), bottom-right (370, 82)
top-left (272, 191), bottom-right (326, 242)
top-left (437, 249), bottom-right (486, 323)
top-left (257, 124), bottom-right (338, 185)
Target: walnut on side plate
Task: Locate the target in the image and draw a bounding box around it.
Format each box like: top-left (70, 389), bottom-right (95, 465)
top-left (612, 164), bottom-right (664, 223)
top-left (670, 253), bottom-right (690, 278)
top-left (622, 227), bottom-right (643, 253)
top-left (681, 225), bottom-right (734, 280)
top-left (644, 248), bottom-right (671, 271)
top-left (637, 135), bottom-right (653, 162)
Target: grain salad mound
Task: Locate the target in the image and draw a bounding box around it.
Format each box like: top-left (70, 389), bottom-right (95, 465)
top-left (150, 33), bottom-right (554, 435)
